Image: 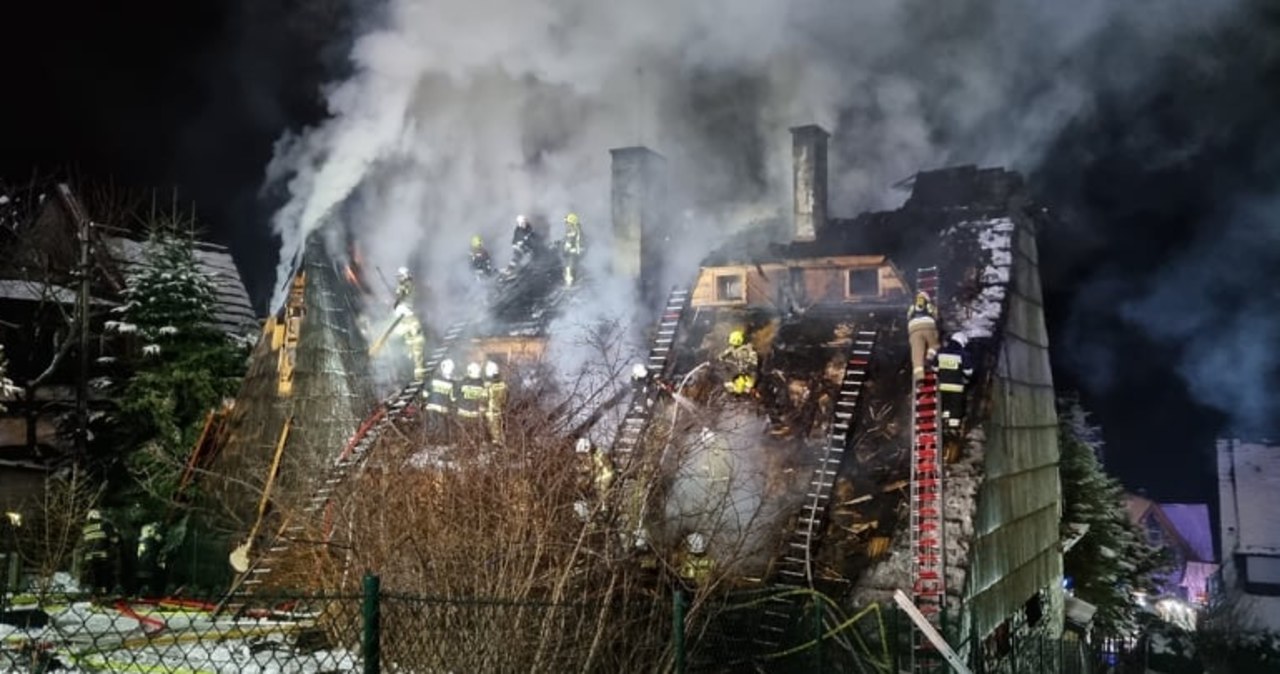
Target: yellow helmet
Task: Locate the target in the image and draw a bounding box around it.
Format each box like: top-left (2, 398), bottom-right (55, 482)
top-left (728, 330), bottom-right (745, 347)
top-left (565, 212), bottom-right (580, 227)
top-left (471, 235), bottom-right (483, 250)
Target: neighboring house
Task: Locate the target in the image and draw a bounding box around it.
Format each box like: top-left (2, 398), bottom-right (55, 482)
top-left (0, 183), bottom-right (258, 511)
top-left (1214, 438), bottom-right (1280, 631)
top-left (1126, 495), bottom-right (1218, 605)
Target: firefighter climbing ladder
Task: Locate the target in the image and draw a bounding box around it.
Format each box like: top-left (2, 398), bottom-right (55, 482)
top-left (752, 329), bottom-right (878, 652)
top-left (910, 265), bottom-right (946, 671)
top-left (235, 320), bottom-right (470, 592)
top-left (610, 286), bottom-right (691, 460)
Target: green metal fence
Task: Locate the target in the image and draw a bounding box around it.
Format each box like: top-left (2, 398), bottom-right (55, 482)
top-left (0, 575), bottom-right (1120, 674)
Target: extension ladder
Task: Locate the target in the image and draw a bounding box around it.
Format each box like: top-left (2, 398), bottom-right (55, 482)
top-left (910, 266), bottom-right (945, 671)
top-left (610, 286), bottom-right (690, 459)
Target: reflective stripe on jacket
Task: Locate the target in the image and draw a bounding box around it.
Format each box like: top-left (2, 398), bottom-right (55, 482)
top-left (425, 378), bottom-right (456, 413)
top-left (457, 378), bottom-right (487, 417)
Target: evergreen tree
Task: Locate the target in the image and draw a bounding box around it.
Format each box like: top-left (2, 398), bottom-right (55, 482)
top-left (1058, 398), bottom-right (1167, 639)
top-left (105, 227), bottom-right (246, 515)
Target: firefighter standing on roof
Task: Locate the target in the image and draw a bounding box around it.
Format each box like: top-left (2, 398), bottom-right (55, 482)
top-left (562, 212), bottom-right (584, 287)
top-left (424, 359), bottom-right (458, 441)
top-left (907, 290), bottom-right (940, 382)
top-left (470, 236), bottom-right (495, 277)
top-left (719, 329), bottom-right (759, 395)
top-left (393, 267), bottom-right (427, 380)
top-left (510, 215), bottom-right (540, 269)
top-left (937, 333), bottom-right (974, 434)
top-left (457, 362), bottom-right (488, 439)
top-left (483, 361), bottom-right (507, 447)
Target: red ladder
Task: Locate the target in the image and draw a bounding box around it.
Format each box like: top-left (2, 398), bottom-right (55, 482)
top-left (910, 266), bottom-right (945, 671)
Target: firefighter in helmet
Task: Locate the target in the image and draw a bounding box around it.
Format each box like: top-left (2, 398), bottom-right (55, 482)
top-left (470, 235), bottom-right (495, 278)
top-left (907, 290), bottom-right (940, 382)
top-left (393, 267), bottom-right (427, 380)
top-left (510, 214), bottom-right (541, 269)
top-left (135, 521), bottom-right (166, 596)
top-left (79, 509), bottom-right (119, 595)
top-left (423, 359), bottom-right (458, 441)
top-left (562, 212), bottom-right (584, 287)
top-left (483, 361), bottom-right (507, 447)
top-left (936, 332), bottom-right (974, 435)
top-left (678, 532), bottom-right (715, 587)
top-left (457, 362), bottom-right (488, 439)
top-left (718, 329), bottom-right (759, 395)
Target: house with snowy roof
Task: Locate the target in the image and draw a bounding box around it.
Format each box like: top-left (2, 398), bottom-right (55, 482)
top-left (0, 183), bottom-right (257, 511)
top-left (1126, 495), bottom-right (1218, 605)
top-left (1214, 438), bottom-right (1280, 631)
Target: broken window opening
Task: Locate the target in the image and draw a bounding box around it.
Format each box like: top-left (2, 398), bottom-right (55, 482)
top-left (715, 274), bottom-right (745, 303)
top-left (846, 267), bottom-right (879, 299)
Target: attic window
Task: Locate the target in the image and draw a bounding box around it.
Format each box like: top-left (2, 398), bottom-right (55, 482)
top-left (846, 268), bottom-right (879, 298)
top-left (715, 274), bottom-right (745, 303)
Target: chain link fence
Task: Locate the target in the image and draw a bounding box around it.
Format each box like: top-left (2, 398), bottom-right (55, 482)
top-left (2, 574), bottom-right (1129, 674)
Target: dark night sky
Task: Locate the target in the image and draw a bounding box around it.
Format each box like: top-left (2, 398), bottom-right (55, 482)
top-left (3, 1), bottom-right (1277, 503)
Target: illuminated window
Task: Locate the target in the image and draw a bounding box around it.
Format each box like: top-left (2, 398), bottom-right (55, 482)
top-left (846, 268), bottom-right (879, 298)
top-left (715, 274), bottom-right (745, 302)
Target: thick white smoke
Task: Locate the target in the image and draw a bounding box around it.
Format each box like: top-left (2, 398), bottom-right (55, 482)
top-left (263, 0), bottom-right (1246, 379)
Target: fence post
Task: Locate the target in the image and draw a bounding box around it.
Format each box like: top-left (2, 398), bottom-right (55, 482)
top-left (673, 589), bottom-right (687, 674)
top-left (362, 572), bottom-right (381, 674)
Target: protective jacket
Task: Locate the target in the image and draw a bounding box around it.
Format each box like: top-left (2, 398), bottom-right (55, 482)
top-left (907, 301), bottom-right (937, 330)
top-left (425, 377), bottom-right (457, 414)
top-left (936, 343), bottom-right (973, 393)
top-left (719, 344), bottom-right (759, 375)
top-left (679, 554), bottom-right (715, 585)
top-left (563, 222), bottom-right (583, 256)
top-left (484, 379), bottom-right (508, 418)
top-left (457, 376), bottom-right (487, 418)
top-left (471, 249), bottom-right (494, 276)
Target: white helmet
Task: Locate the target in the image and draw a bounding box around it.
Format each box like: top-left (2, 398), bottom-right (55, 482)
top-left (686, 532), bottom-right (708, 555)
top-left (950, 332), bottom-right (969, 348)
top-left (573, 500), bottom-right (591, 522)
top-left (631, 363), bottom-right (648, 380)
top-left (633, 529), bottom-right (650, 550)
top-left (439, 359), bottom-right (455, 378)
top-left (516, 214), bottom-right (529, 227)
top-left (396, 266), bottom-right (410, 279)
top-left (575, 437), bottom-right (592, 454)
top-left (466, 362), bottom-right (482, 379)
top-left (484, 361), bottom-right (500, 379)
top-left (87, 509), bottom-right (102, 521)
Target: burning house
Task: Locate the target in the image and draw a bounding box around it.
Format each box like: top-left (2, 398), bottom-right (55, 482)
top-left (220, 124), bottom-right (1065, 671)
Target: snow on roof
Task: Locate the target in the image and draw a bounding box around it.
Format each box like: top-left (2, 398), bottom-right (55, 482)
top-left (1225, 440), bottom-right (1280, 555)
top-left (0, 279), bottom-right (116, 306)
top-left (1160, 503), bottom-right (1216, 563)
top-left (948, 217), bottom-right (1014, 340)
top-left (103, 236), bottom-right (258, 337)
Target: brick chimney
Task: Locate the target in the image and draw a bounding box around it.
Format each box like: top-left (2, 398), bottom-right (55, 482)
top-left (791, 124), bottom-right (830, 242)
top-left (610, 146), bottom-right (668, 305)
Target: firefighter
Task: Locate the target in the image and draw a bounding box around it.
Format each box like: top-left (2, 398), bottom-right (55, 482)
top-left (907, 290), bottom-right (940, 382)
top-left (632, 529), bottom-right (660, 577)
top-left (79, 509), bottom-right (118, 595)
top-left (937, 332), bottom-right (974, 434)
top-left (562, 212), bottom-right (584, 287)
top-left (510, 214), bottom-right (541, 269)
top-left (456, 362), bottom-right (488, 439)
top-left (393, 267), bottom-right (427, 380)
top-left (424, 359), bottom-right (458, 441)
top-left (718, 329), bottom-right (759, 395)
top-left (135, 521), bottom-right (166, 596)
top-left (470, 236), bottom-right (495, 277)
top-left (483, 361), bottom-right (508, 447)
top-left (1, 511), bottom-right (21, 593)
top-left (678, 532), bottom-right (715, 587)
top-left (575, 437), bottom-right (616, 499)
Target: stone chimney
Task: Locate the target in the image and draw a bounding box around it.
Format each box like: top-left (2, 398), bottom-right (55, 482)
top-left (610, 146), bottom-right (668, 306)
top-left (791, 124), bottom-right (830, 242)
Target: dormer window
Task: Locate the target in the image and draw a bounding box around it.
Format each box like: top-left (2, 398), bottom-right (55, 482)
top-left (715, 274), bottom-right (745, 303)
top-left (846, 267), bottom-right (879, 299)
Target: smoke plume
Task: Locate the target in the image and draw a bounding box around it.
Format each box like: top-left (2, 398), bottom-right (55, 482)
top-left (265, 0), bottom-right (1242, 313)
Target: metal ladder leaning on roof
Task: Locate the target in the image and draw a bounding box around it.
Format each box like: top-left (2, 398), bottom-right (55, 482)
top-left (751, 329), bottom-right (878, 652)
top-left (909, 265), bottom-right (946, 672)
top-left (234, 320), bottom-right (471, 593)
top-left (609, 286), bottom-right (690, 460)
